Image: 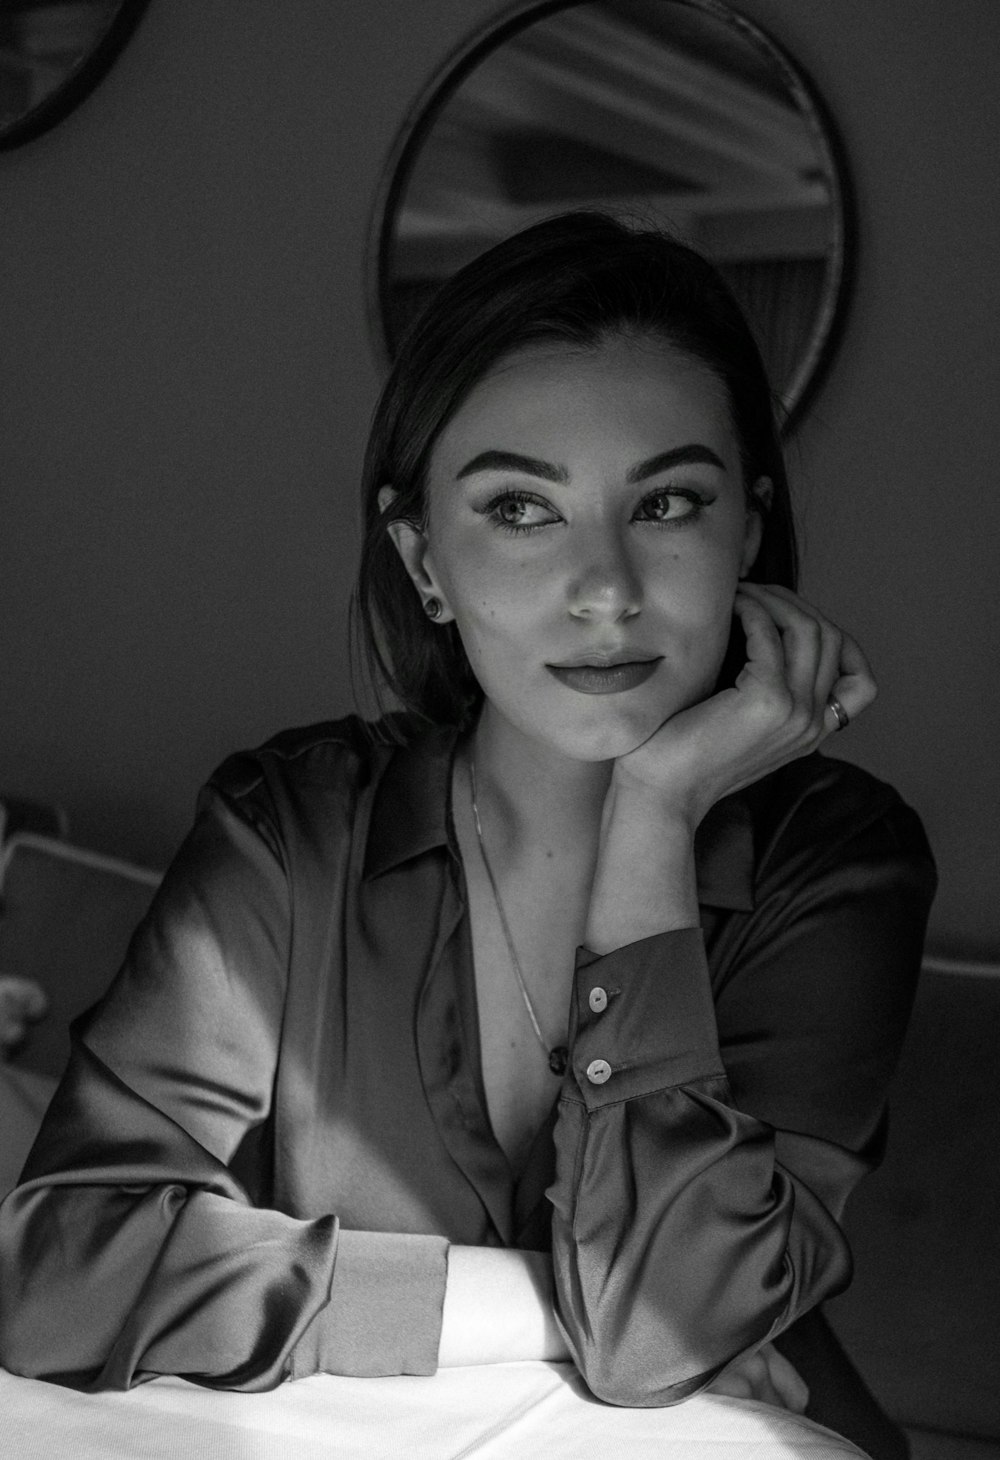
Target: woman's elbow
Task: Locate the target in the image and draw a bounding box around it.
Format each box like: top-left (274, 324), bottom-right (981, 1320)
top-left (557, 1274), bottom-right (783, 1408)
top-left (578, 1354), bottom-right (712, 1408)
top-left (561, 1307), bottom-right (738, 1408)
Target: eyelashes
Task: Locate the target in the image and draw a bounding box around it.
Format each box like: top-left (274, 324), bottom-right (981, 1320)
top-left (632, 488), bottom-right (709, 526)
top-left (481, 490), bottom-right (553, 534)
top-left (478, 487), bottom-right (711, 536)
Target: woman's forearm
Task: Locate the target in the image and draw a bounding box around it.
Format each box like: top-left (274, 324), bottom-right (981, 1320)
top-left (437, 1246), bottom-right (570, 1366)
top-left (584, 784), bottom-right (699, 954)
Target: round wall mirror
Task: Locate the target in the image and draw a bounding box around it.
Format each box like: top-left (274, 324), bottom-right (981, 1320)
top-left (372, 0), bottom-right (852, 429)
top-left (0, 0), bottom-right (149, 150)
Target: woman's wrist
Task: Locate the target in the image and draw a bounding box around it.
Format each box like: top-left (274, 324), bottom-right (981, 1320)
top-left (584, 783), bottom-right (700, 955)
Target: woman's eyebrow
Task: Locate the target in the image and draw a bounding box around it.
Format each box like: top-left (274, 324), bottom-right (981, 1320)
top-left (455, 450), bottom-right (568, 483)
top-left (627, 445), bottom-right (727, 481)
top-left (454, 444), bottom-right (726, 484)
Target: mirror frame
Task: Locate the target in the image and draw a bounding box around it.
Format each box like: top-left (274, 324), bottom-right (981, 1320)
top-left (0, 0), bottom-right (152, 152)
top-left (368, 0), bottom-right (854, 432)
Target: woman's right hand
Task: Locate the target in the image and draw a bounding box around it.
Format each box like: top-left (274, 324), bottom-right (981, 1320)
top-left (705, 1342), bottom-right (810, 1412)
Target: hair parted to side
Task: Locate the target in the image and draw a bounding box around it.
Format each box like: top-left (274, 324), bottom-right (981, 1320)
top-left (351, 210), bottom-right (798, 738)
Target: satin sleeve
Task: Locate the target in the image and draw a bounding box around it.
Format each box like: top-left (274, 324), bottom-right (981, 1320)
top-left (547, 778), bottom-right (936, 1407)
top-left (0, 778), bottom-right (447, 1391)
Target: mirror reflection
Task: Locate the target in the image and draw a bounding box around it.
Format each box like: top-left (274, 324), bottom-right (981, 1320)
top-left (0, 0), bottom-right (130, 145)
top-left (376, 0), bottom-right (850, 424)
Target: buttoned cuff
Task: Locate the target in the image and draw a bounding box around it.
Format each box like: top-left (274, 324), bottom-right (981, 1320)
top-left (290, 1229), bottom-right (449, 1378)
top-left (569, 927), bottom-right (725, 1108)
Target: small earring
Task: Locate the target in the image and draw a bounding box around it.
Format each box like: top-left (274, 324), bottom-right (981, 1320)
top-left (424, 596), bottom-right (443, 620)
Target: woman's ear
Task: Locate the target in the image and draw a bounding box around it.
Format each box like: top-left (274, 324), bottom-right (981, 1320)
top-left (738, 476), bottom-right (773, 579)
top-left (377, 485), bottom-right (455, 622)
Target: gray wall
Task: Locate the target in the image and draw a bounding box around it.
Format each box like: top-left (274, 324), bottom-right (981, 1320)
top-left (1, 0), bottom-right (996, 954)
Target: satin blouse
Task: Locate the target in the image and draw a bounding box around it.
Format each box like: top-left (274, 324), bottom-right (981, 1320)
top-left (0, 717), bottom-right (936, 1412)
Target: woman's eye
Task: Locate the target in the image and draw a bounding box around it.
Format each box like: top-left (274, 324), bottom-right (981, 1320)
top-left (483, 492), bottom-right (559, 534)
top-left (634, 489), bottom-right (706, 525)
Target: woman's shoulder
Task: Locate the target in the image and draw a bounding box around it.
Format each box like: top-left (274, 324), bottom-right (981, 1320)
top-left (192, 713), bottom-right (444, 857)
top-left (205, 712), bottom-right (428, 800)
top-left (747, 751), bottom-right (936, 885)
top-left (208, 716), bottom-right (376, 796)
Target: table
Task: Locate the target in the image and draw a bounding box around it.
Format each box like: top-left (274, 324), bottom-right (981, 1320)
top-left (1, 1361), bottom-right (870, 1459)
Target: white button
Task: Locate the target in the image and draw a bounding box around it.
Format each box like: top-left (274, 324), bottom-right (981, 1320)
top-left (586, 1059), bottom-right (612, 1085)
top-left (588, 986), bottom-right (608, 1013)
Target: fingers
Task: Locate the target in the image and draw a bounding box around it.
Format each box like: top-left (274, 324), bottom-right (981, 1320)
top-left (762, 1344), bottom-right (811, 1414)
top-left (706, 1354), bottom-right (775, 1406)
top-left (829, 630), bottom-right (878, 725)
top-left (739, 583), bottom-right (831, 711)
top-left (742, 1352), bottom-right (785, 1409)
top-left (738, 583), bottom-right (875, 737)
top-left (705, 1345), bottom-right (810, 1413)
top-left (732, 590), bottom-right (785, 688)
top-left (704, 1371), bottom-right (754, 1401)
top-left (739, 583), bottom-right (837, 707)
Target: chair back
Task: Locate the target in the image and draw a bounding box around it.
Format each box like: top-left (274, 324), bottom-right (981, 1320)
top-left (0, 833), bottom-right (160, 1080)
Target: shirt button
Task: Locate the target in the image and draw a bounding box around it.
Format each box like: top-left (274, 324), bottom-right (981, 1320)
top-left (588, 986), bottom-right (608, 1013)
top-left (586, 1058), bottom-right (612, 1085)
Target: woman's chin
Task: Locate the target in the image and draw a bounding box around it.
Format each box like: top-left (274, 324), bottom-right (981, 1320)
top-left (481, 677), bottom-right (706, 765)
top-left (535, 703), bottom-right (675, 764)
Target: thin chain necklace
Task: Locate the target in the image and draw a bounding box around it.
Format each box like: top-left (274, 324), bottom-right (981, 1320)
top-left (468, 756), bottom-right (569, 1077)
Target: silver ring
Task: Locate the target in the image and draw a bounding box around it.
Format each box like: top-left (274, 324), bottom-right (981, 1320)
top-left (827, 695), bottom-right (850, 732)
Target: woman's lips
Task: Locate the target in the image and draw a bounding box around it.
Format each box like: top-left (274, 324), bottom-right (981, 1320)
top-left (545, 659), bottom-right (662, 695)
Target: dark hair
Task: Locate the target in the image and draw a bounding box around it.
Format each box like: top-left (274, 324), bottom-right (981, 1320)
top-left (351, 210), bottom-right (798, 733)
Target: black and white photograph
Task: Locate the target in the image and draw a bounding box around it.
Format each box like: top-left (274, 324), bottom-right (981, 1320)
top-left (1, 3), bottom-right (997, 1457)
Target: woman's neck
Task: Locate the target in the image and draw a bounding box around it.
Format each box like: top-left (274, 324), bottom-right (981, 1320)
top-left (464, 704), bottom-right (612, 864)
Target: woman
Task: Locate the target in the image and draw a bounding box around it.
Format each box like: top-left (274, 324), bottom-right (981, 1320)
top-left (0, 214), bottom-right (934, 1457)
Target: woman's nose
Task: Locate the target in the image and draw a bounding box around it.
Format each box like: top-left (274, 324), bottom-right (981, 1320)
top-left (565, 532), bottom-right (643, 622)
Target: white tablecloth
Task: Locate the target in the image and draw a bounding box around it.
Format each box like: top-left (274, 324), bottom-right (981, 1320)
top-left (0, 1362), bottom-right (870, 1459)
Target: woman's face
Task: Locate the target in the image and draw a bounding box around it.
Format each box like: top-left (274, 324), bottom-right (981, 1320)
top-left (387, 334), bottom-right (768, 762)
